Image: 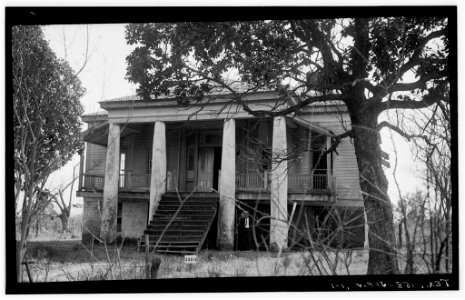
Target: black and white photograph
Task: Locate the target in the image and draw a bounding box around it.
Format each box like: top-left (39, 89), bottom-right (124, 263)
top-left (5, 3), bottom-right (460, 294)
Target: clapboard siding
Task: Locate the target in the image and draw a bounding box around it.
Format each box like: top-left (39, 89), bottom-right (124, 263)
top-left (299, 113), bottom-right (362, 200)
top-left (85, 143), bottom-right (106, 174)
top-left (334, 138), bottom-right (362, 200)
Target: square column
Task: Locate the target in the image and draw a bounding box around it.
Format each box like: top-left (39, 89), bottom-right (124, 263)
top-left (148, 121), bottom-right (167, 222)
top-left (217, 118), bottom-right (236, 250)
top-left (270, 116), bottom-right (288, 251)
top-left (100, 123), bottom-right (120, 243)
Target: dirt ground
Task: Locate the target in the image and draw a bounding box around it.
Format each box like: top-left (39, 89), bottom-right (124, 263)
top-left (21, 241), bottom-right (369, 282)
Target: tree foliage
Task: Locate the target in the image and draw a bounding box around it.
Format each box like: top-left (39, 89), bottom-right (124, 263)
top-left (124, 17), bottom-right (450, 275)
top-left (13, 25), bottom-right (84, 282)
top-left (13, 25), bottom-right (84, 188)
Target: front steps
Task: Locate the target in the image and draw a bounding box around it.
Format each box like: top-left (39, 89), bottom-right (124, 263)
top-left (143, 193), bottom-right (218, 254)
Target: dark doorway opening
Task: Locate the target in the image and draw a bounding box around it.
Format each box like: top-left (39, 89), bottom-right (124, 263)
top-left (212, 146), bottom-right (222, 191)
top-left (203, 210), bottom-right (218, 250)
top-left (236, 203), bottom-right (270, 251)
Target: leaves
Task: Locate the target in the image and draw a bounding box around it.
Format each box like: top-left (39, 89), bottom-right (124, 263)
top-left (125, 18), bottom-right (448, 110)
top-left (13, 25), bottom-right (84, 184)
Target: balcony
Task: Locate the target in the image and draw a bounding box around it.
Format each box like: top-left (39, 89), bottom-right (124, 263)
top-left (235, 169), bottom-right (335, 194)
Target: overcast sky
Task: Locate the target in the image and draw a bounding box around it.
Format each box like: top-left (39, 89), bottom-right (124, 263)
top-left (42, 23), bottom-right (425, 214)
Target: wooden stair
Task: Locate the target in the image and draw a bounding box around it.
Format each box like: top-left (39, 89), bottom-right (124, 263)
top-left (143, 193), bottom-right (218, 254)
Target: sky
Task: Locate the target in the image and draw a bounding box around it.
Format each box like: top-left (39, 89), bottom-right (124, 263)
top-left (42, 23), bottom-right (434, 215)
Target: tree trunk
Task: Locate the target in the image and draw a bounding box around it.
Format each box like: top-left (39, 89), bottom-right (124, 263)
top-left (60, 209), bottom-right (70, 233)
top-left (398, 221), bottom-right (403, 247)
top-left (349, 107), bottom-right (399, 274)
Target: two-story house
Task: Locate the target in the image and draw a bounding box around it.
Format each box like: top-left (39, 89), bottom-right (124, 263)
top-left (77, 90), bottom-right (366, 254)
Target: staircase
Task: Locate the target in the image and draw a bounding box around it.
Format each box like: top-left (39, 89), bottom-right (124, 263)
top-left (143, 193), bottom-right (218, 254)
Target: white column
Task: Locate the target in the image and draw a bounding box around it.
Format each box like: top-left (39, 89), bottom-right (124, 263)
top-left (148, 121), bottom-right (167, 222)
top-left (218, 118), bottom-right (236, 250)
top-left (270, 116), bottom-right (288, 251)
top-left (100, 123), bottom-right (120, 243)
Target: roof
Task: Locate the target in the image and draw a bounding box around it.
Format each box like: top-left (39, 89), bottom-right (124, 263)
top-left (99, 82), bottom-right (272, 104)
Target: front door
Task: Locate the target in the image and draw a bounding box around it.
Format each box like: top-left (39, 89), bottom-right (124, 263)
top-left (197, 147), bottom-right (215, 191)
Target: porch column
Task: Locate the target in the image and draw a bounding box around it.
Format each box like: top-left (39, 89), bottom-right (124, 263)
top-left (100, 123), bottom-right (120, 243)
top-left (218, 118), bottom-right (236, 250)
top-left (148, 121), bottom-right (167, 222)
top-left (270, 116), bottom-right (288, 251)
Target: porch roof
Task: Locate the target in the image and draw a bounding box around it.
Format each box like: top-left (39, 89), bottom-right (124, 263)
top-left (82, 122), bottom-right (140, 146)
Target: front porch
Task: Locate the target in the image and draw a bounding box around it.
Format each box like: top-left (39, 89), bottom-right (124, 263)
top-left (80, 115), bottom-right (337, 250)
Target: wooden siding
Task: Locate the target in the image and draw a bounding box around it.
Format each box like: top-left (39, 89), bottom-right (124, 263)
top-left (85, 143), bottom-right (106, 175)
top-left (298, 113), bottom-right (362, 201)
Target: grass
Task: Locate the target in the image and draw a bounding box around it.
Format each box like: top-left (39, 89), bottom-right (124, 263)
top-left (22, 243), bottom-right (369, 282)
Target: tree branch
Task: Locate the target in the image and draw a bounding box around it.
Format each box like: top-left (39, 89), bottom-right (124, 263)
top-left (377, 121), bottom-right (437, 149)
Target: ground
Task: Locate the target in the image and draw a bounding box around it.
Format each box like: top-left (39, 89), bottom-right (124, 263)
top-left (22, 240), bottom-right (369, 282)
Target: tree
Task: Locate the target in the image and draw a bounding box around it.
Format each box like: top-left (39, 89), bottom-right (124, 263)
top-left (125, 17), bottom-right (450, 274)
top-left (51, 164), bottom-right (81, 233)
top-left (391, 101), bottom-right (451, 273)
top-left (13, 25), bottom-right (84, 282)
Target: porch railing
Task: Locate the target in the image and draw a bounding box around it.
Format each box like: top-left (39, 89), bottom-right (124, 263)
top-left (236, 171), bottom-right (270, 192)
top-left (81, 169), bottom-right (336, 194)
top-left (81, 171), bottom-right (176, 192)
top-left (235, 169), bottom-right (335, 194)
top-left (82, 173), bottom-right (105, 191)
top-left (120, 171), bottom-right (151, 191)
top-left (288, 170), bottom-right (335, 193)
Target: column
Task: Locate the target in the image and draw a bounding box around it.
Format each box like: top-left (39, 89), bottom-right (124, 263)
top-left (217, 118), bottom-right (236, 250)
top-left (270, 116), bottom-right (288, 251)
top-left (78, 146), bottom-right (85, 190)
top-left (100, 123), bottom-right (120, 243)
top-left (148, 121), bottom-right (167, 222)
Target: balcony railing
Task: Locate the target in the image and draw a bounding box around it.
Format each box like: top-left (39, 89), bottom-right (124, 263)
top-left (81, 171), bottom-right (178, 192)
top-left (235, 169), bottom-right (335, 194)
top-left (82, 173), bottom-right (105, 191)
top-left (80, 169), bottom-right (335, 194)
top-left (288, 170), bottom-right (336, 193)
top-left (236, 171), bottom-right (270, 192)
top-left (120, 171), bottom-right (151, 191)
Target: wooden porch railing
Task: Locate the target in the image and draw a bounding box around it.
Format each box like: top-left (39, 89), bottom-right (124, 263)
top-left (235, 169), bottom-right (335, 194)
top-left (81, 169), bottom-right (336, 194)
top-left (120, 171), bottom-right (151, 191)
top-left (236, 171), bottom-right (270, 192)
top-left (81, 171), bottom-right (178, 192)
top-left (288, 169), bottom-right (335, 193)
top-left (82, 173), bottom-right (105, 191)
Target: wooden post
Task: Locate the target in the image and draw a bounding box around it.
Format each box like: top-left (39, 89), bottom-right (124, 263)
top-left (263, 170), bottom-right (268, 191)
top-left (145, 233), bottom-right (150, 279)
top-left (150, 257), bottom-right (162, 279)
top-left (79, 150), bottom-right (84, 190)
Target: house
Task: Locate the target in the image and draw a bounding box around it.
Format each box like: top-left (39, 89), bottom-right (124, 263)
top-left (77, 90), bottom-right (367, 253)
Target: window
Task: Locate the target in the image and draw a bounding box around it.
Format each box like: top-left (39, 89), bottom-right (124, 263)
top-left (119, 152), bottom-right (126, 188)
